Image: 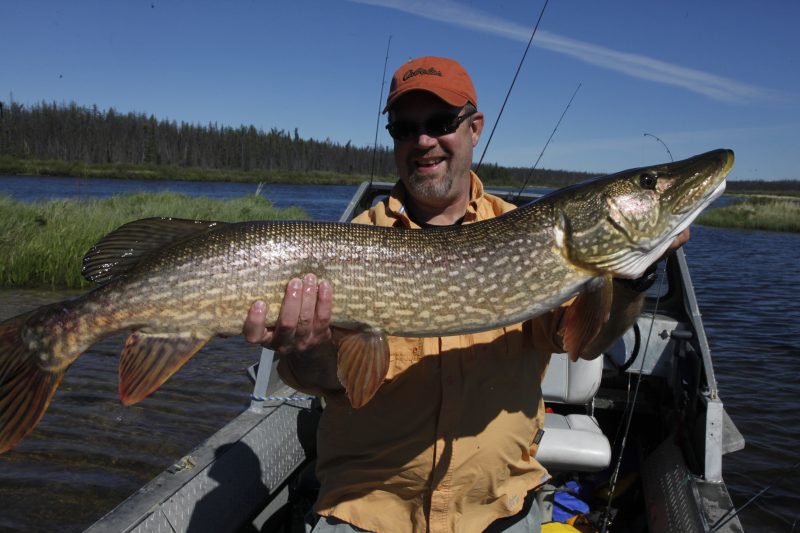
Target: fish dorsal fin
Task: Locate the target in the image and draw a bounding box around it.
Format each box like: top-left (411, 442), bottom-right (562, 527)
top-left (82, 218), bottom-right (224, 285)
top-left (336, 328), bottom-right (390, 408)
top-left (118, 330), bottom-right (212, 406)
top-left (560, 275), bottom-right (613, 361)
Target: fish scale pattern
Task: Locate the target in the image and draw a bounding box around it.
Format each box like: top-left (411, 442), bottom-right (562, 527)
top-left (86, 205), bottom-right (583, 339)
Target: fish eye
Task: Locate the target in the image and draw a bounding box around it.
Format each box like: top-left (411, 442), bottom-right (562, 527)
top-left (639, 173), bottom-right (657, 189)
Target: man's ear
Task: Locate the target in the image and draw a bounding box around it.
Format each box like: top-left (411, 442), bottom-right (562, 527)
top-left (470, 112), bottom-right (484, 147)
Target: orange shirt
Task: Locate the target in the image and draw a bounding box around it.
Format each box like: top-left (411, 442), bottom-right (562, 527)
top-left (282, 173), bottom-right (561, 532)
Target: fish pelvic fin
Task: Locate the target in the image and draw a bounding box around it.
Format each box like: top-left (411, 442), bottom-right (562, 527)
top-left (560, 275), bottom-right (613, 362)
top-left (119, 331), bottom-right (211, 406)
top-left (336, 329), bottom-right (390, 409)
top-left (0, 312), bottom-right (66, 454)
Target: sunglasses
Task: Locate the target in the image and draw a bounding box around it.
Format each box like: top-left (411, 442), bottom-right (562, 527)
top-left (386, 108), bottom-right (477, 141)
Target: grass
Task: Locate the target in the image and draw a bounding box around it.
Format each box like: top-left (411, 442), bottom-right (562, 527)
top-left (0, 192), bottom-right (308, 289)
top-left (697, 197), bottom-right (800, 233)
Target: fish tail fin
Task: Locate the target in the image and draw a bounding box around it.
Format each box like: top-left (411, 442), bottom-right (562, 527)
top-left (0, 312), bottom-right (66, 454)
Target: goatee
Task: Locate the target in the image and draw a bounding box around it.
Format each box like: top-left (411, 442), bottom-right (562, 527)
top-left (405, 171), bottom-right (454, 200)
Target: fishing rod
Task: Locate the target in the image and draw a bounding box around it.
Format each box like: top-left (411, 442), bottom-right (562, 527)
top-left (600, 269), bottom-right (668, 533)
top-left (475, 0), bottom-right (550, 173)
top-left (643, 132), bottom-right (674, 162)
top-left (513, 82), bottom-right (581, 201)
top-left (369, 35), bottom-right (392, 186)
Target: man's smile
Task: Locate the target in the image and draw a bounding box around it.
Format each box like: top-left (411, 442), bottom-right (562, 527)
top-left (413, 156), bottom-right (446, 173)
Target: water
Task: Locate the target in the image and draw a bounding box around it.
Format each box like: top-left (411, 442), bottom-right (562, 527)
top-left (0, 176), bottom-right (797, 531)
top-left (684, 226), bottom-right (800, 532)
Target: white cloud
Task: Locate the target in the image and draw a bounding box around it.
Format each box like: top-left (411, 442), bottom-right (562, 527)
top-left (352, 0), bottom-right (773, 104)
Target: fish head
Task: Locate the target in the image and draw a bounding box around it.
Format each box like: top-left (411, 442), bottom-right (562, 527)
top-left (555, 148), bottom-right (734, 278)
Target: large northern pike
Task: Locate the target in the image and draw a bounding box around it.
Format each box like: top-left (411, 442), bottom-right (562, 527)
top-left (0, 149), bottom-right (733, 453)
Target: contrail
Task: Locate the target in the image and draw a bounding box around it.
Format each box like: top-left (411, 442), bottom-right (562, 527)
top-left (352, 0), bottom-right (771, 104)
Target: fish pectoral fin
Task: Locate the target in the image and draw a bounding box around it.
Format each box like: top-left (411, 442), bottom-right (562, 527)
top-left (560, 276), bottom-right (613, 362)
top-left (119, 331), bottom-right (211, 406)
top-left (336, 329), bottom-right (390, 409)
top-left (0, 312), bottom-right (66, 454)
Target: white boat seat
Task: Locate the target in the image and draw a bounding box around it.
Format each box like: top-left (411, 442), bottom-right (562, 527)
top-left (536, 353), bottom-right (611, 472)
top-left (537, 413), bottom-right (611, 471)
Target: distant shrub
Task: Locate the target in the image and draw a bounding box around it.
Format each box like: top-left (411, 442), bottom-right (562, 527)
top-left (697, 198), bottom-right (800, 233)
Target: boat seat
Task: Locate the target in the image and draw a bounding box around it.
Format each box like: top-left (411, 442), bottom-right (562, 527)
top-left (536, 353), bottom-right (611, 472)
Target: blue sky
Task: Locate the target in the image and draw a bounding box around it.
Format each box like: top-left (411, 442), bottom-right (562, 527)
top-left (3, 0), bottom-right (798, 180)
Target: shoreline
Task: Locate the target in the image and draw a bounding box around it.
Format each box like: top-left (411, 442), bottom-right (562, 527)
top-left (0, 156), bottom-right (380, 186)
top-left (0, 157), bottom-right (554, 189)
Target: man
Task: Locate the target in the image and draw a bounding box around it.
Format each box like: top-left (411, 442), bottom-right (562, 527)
top-left (243, 56), bottom-right (687, 532)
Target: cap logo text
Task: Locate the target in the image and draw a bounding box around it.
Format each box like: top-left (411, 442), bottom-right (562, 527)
top-left (402, 67), bottom-right (443, 81)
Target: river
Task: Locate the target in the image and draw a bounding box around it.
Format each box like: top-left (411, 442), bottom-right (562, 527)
top-left (0, 176), bottom-right (797, 532)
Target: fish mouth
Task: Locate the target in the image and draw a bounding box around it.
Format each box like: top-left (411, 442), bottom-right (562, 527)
top-left (668, 178), bottom-right (726, 238)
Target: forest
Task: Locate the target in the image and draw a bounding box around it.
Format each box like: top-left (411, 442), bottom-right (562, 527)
top-left (0, 99), bottom-right (592, 188)
top-left (0, 99), bottom-right (796, 193)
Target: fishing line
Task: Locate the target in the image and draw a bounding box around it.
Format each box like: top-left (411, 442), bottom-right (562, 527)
top-left (513, 82), bottom-right (581, 201)
top-left (710, 462), bottom-right (800, 532)
top-left (369, 35), bottom-right (392, 186)
top-left (600, 266), bottom-right (667, 533)
top-left (475, 0), bottom-right (550, 173)
top-left (643, 132), bottom-right (674, 162)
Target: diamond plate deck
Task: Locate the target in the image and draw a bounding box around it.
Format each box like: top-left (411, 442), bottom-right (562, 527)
top-left (85, 384), bottom-right (312, 533)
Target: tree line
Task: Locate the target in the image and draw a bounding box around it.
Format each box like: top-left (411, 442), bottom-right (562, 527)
top-left (0, 99), bottom-right (600, 188)
top-left (3, 99), bottom-right (793, 191)
top-left (0, 99), bottom-right (398, 177)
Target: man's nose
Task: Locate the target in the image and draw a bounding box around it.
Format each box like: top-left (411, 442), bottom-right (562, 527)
top-left (413, 132), bottom-right (438, 148)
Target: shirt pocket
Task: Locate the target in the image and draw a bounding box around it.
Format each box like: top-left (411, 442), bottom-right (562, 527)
top-left (385, 336), bottom-right (425, 381)
top-left (469, 324), bottom-right (530, 383)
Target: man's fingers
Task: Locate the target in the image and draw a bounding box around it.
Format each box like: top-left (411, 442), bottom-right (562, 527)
top-left (243, 300), bottom-right (271, 344)
top-left (243, 275), bottom-right (333, 352)
top-left (295, 274), bottom-right (319, 339)
top-left (672, 227), bottom-right (691, 249)
top-left (657, 228), bottom-right (691, 263)
top-left (314, 279), bottom-right (333, 338)
top-left (272, 278), bottom-right (303, 348)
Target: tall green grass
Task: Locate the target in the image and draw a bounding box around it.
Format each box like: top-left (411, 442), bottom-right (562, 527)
top-left (0, 192), bottom-right (307, 289)
top-left (697, 197), bottom-right (800, 233)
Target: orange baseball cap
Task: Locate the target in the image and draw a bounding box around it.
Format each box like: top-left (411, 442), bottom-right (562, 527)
top-left (384, 56), bottom-right (477, 113)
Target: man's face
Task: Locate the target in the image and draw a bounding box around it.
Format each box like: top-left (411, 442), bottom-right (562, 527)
top-left (389, 92), bottom-right (483, 203)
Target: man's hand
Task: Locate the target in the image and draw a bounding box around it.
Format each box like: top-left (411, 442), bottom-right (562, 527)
top-left (243, 273), bottom-right (333, 354)
top-left (579, 227), bottom-right (693, 360)
top-left (669, 228), bottom-right (691, 251)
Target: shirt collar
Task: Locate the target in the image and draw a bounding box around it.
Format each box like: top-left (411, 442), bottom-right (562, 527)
top-left (386, 171), bottom-right (486, 228)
